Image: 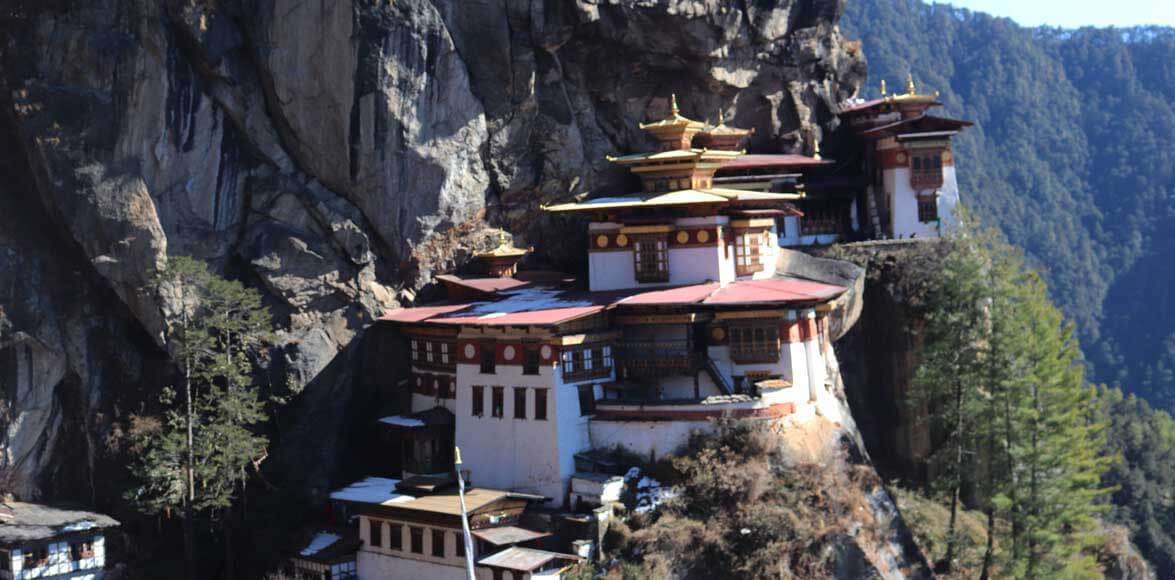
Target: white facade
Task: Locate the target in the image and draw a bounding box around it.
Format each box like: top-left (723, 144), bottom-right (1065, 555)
top-left (777, 216), bottom-right (841, 247)
top-left (883, 154), bottom-right (960, 240)
top-left (453, 359), bottom-right (603, 503)
top-left (5, 535), bottom-right (107, 580)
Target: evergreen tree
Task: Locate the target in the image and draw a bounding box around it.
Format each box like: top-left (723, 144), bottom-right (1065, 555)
top-left (125, 256), bottom-right (273, 580)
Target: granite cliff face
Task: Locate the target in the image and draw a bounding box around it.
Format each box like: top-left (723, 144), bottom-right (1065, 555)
top-left (0, 0), bottom-right (865, 509)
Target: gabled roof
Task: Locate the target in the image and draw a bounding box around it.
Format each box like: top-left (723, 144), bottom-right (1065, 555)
top-left (477, 546), bottom-right (583, 572)
top-left (543, 188), bottom-right (800, 213)
top-left (472, 526), bottom-right (551, 546)
top-left (382, 287), bottom-right (612, 327)
top-left (0, 502), bottom-right (119, 544)
top-left (716, 154), bottom-right (832, 171)
top-left (858, 114), bottom-right (973, 139)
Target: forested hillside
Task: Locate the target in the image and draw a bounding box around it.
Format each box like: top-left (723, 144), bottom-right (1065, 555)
top-left (842, 1), bottom-right (1175, 412)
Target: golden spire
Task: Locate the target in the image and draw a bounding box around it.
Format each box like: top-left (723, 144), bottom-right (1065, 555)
top-left (880, 79), bottom-right (887, 96)
top-left (906, 73), bottom-right (916, 95)
top-left (670, 93), bottom-right (680, 116)
top-left (717, 109), bottom-right (725, 126)
top-left (813, 139), bottom-right (822, 160)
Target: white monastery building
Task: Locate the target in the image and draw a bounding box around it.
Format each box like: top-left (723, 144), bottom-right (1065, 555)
top-left (324, 87), bottom-right (968, 579)
top-left (0, 500), bottom-right (118, 580)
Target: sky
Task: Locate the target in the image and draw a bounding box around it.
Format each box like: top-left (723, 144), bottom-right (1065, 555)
top-left (940, 0), bottom-right (1174, 28)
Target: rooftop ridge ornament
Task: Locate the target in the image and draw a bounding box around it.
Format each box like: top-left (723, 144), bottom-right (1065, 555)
top-left (906, 73), bottom-right (916, 95)
top-left (880, 79), bottom-right (887, 96)
top-left (670, 93), bottom-right (680, 116)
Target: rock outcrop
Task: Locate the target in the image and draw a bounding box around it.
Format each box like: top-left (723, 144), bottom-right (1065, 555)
top-left (0, 0), bottom-right (865, 512)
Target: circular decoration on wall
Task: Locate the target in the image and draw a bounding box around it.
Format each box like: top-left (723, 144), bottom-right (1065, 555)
top-left (540, 345), bottom-right (552, 360)
top-left (596, 234), bottom-right (609, 249)
top-left (711, 326), bottom-right (726, 341)
top-left (463, 344), bottom-right (476, 359)
top-left (676, 231), bottom-right (689, 244)
top-left (616, 234), bottom-right (629, 247)
top-left (503, 345), bottom-right (516, 361)
top-left (697, 229), bottom-right (710, 243)
top-left (896, 152), bottom-right (907, 164)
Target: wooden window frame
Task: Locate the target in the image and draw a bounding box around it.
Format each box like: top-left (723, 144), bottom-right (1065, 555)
top-left (577, 385), bottom-right (596, 416)
top-left (369, 518), bottom-right (383, 549)
top-left (471, 386), bottom-right (484, 417)
top-left (454, 531), bottom-right (465, 557)
top-left (734, 229), bottom-right (764, 276)
top-left (491, 387), bottom-right (504, 418)
top-left (729, 322), bottom-right (781, 363)
top-left (534, 388), bottom-right (548, 420)
top-left (917, 195), bottom-right (938, 223)
top-left (561, 344), bottom-right (611, 381)
top-left (522, 345), bottom-right (540, 375)
top-left (480, 346), bottom-right (496, 375)
top-left (410, 527), bottom-right (424, 554)
top-left (389, 523), bottom-right (403, 551)
top-left (910, 151), bottom-right (944, 189)
top-left (633, 234), bottom-right (669, 283)
top-left (431, 529), bottom-right (446, 558)
top-left (513, 387), bottom-right (527, 420)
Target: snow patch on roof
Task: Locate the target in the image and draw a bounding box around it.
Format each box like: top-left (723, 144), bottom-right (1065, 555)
top-left (300, 532), bottom-right (341, 557)
top-left (329, 477), bottom-right (415, 506)
top-left (443, 288), bottom-right (596, 318)
top-left (378, 416), bottom-right (426, 428)
top-left (61, 521), bottom-right (98, 532)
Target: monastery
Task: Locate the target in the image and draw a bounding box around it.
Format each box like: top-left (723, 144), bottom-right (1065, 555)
top-left (301, 80), bottom-right (970, 579)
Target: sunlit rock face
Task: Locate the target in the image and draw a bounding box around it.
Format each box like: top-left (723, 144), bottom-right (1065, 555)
top-left (0, 0), bottom-right (863, 503)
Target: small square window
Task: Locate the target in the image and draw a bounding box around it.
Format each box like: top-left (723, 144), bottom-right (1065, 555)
top-left (918, 196), bottom-right (938, 223)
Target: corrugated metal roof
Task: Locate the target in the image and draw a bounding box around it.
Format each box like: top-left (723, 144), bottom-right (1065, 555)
top-left (703, 278), bottom-right (845, 304)
top-left (381, 304), bottom-right (472, 323)
top-left (477, 546), bottom-right (582, 572)
top-left (471, 526), bottom-right (551, 546)
top-left (614, 283), bottom-right (720, 306)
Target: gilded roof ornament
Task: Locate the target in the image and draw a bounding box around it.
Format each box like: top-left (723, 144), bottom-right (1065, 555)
top-left (906, 73), bottom-right (916, 95)
top-left (880, 79), bottom-right (887, 96)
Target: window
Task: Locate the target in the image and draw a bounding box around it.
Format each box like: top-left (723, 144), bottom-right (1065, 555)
top-left (389, 523), bottom-right (403, 551)
top-left (633, 234), bottom-right (668, 282)
top-left (514, 388), bottom-right (527, 419)
top-left (454, 532), bottom-right (465, 557)
top-left (562, 345), bottom-right (611, 381)
top-left (799, 201), bottom-right (842, 236)
top-left (472, 386), bottom-right (484, 417)
top-left (734, 230), bottom-right (763, 276)
top-left (425, 341), bottom-right (434, 363)
top-left (410, 527), bottom-right (424, 554)
top-left (910, 151), bottom-right (944, 189)
top-left (432, 529), bottom-right (446, 557)
top-left (523, 345), bottom-right (540, 375)
top-left (27, 547), bottom-right (48, 567)
top-left (70, 540), bottom-right (94, 560)
top-left (917, 195), bottom-right (938, 223)
top-left (369, 519), bottom-right (383, 549)
top-left (729, 323), bottom-right (780, 363)
top-left (578, 385), bottom-right (596, 416)
top-left (440, 342), bottom-right (450, 365)
top-left (491, 387), bottom-right (504, 418)
top-left (410, 339), bottom-right (419, 362)
top-left (534, 389), bottom-right (548, 420)
top-left (480, 346), bottom-right (496, 374)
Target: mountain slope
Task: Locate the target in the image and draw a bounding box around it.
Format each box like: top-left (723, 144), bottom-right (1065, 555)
top-left (842, 0), bottom-right (1175, 411)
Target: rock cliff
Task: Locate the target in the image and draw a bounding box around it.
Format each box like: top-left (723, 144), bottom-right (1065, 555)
top-left (0, 0), bottom-right (865, 505)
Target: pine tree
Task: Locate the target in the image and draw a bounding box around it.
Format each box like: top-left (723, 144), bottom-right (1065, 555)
top-left (125, 256), bottom-right (273, 580)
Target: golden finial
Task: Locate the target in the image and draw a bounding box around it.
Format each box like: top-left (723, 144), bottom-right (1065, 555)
top-left (670, 94), bottom-right (680, 116)
top-left (906, 73), bottom-right (916, 95)
top-left (813, 139), bottom-right (822, 160)
top-left (454, 446), bottom-right (463, 465)
top-left (880, 79), bottom-right (887, 96)
top-left (497, 230), bottom-right (510, 247)
top-left (717, 109), bottom-right (725, 126)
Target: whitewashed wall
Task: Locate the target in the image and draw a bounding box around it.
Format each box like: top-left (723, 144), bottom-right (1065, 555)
top-left (10, 534), bottom-right (106, 579)
top-left (885, 165), bottom-right (959, 240)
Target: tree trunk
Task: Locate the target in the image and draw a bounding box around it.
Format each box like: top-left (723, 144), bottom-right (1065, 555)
top-left (943, 379), bottom-right (965, 573)
top-left (184, 362), bottom-right (197, 580)
top-left (223, 505), bottom-right (234, 580)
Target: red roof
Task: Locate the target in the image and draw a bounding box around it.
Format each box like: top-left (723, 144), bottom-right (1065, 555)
top-left (703, 278), bottom-right (845, 305)
top-left (380, 278), bottom-right (846, 328)
top-left (382, 304), bottom-right (472, 323)
top-left (838, 98), bottom-right (886, 114)
top-left (615, 283), bottom-right (720, 306)
top-left (717, 154), bottom-right (831, 171)
top-left (436, 275), bottom-right (530, 294)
